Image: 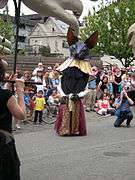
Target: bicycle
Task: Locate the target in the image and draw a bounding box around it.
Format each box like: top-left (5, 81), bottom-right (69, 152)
top-left (42, 103), bottom-right (59, 124)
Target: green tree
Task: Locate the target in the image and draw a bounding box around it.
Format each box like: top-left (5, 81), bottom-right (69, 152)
top-left (39, 45), bottom-right (51, 56)
top-left (0, 18), bottom-right (13, 40)
top-left (80, 0), bottom-right (135, 67)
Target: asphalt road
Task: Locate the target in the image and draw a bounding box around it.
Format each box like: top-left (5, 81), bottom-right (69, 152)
top-left (14, 111), bottom-right (135, 180)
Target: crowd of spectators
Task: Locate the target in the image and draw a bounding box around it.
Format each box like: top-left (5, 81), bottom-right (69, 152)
top-left (5, 62), bottom-right (135, 129)
top-left (85, 65), bottom-right (135, 127)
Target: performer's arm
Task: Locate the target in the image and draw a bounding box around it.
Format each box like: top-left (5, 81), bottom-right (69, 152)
top-left (57, 79), bottom-right (66, 97)
top-left (78, 89), bottom-right (89, 98)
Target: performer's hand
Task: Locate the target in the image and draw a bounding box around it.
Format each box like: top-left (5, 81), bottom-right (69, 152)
top-left (60, 96), bottom-right (68, 104)
top-left (70, 94), bottom-right (79, 102)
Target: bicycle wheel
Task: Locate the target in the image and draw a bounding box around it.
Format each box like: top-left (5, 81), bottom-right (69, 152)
top-left (42, 109), bottom-right (56, 124)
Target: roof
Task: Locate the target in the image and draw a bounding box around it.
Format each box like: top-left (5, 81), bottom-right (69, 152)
top-left (21, 14), bottom-right (43, 20)
top-left (29, 17), bottom-right (69, 37)
top-left (51, 18), bottom-right (69, 34)
top-left (0, 13), bottom-right (48, 27)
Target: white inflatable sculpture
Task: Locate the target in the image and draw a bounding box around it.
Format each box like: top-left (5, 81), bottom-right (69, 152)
top-left (128, 23), bottom-right (135, 58)
top-left (0, 35), bottom-right (11, 54)
top-left (0, 0), bottom-right (98, 36)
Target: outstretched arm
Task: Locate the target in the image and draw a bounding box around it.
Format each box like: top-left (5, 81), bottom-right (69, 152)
top-left (22, 0), bottom-right (81, 36)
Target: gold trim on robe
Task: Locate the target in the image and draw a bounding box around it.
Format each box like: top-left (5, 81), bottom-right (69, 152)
top-left (56, 58), bottom-right (92, 75)
top-left (59, 100), bottom-right (80, 135)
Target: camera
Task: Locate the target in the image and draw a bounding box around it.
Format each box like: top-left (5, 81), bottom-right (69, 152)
top-left (126, 86), bottom-right (130, 91)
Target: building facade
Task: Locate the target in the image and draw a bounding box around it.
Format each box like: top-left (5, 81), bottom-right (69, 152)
top-left (0, 13), bottom-right (47, 52)
top-left (28, 17), bottom-right (69, 58)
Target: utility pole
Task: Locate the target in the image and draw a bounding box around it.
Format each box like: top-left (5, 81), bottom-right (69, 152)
top-left (13, 0), bottom-right (22, 74)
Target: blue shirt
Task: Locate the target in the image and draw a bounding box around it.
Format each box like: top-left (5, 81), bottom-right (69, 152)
top-left (115, 98), bottom-right (130, 112)
top-left (88, 79), bottom-right (96, 90)
top-left (24, 95), bottom-right (30, 106)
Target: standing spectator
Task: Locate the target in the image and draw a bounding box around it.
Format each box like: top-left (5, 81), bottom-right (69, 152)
top-left (32, 62), bottom-right (44, 76)
top-left (121, 73), bottom-right (131, 91)
top-left (21, 71), bottom-right (31, 81)
top-left (43, 71), bottom-right (53, 97)
top-left (29, 90), bottom-right (35, 118)
top-left (127, 73), bottom-right (135, 103)
top-left (97, 76), bottom-right (109, 99)
top-left (112, 68), bottom-right (122, 96)
top-left (21, 71), bottom-right (37, 93)
top-left (15, 65), bottom-right (22, 78)
top-left (51, 70), bottom-right (60, 87)
top-left (34, 90), bottom-right (45, 124)
top-left (92, 66), bottom-right (101, 86)
top-left (85, 77), bottom-right (97, 112)
top-left (114, 90), bottom-right (134, 128)
top-left (23, 87), bottom-right (30, 118)
top-left (31, 70), bottom-right (44, 93)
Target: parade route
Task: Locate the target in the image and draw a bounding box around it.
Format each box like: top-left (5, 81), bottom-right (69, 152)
top-left (15, 112), bottom-right (135, 180)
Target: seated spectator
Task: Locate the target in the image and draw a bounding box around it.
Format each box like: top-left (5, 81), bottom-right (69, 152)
top-left (96, 93), bottom-right (115, 116)
top-left (47, 90), bottom-right (60, 116)
top-left (48, 90), bottom-right (60, 105)
top-left (114, 90), bottom-right (134, 128)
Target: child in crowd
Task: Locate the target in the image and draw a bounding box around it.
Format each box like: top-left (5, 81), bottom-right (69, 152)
top-left (96, 93), bottom-right (115, 116)
top-left (34, 90), bottom-right (45, 124)
top-left (29, 90), bottom-right (35, 118)
top-left (24, 87), bottom-right (30, 115)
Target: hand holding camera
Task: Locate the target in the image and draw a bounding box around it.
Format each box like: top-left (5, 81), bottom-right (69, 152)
top-left (121, 89), bottom-right (128, 99)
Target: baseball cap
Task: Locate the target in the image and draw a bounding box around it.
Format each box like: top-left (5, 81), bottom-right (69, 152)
top-left (38, 62), bottom-right (43, 66)
top-left (47, 66), bottom-right (52, 70)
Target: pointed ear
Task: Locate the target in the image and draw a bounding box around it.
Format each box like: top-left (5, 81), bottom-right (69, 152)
top-left (85, 31), bottom-right (98, 49)
top-left (67, 27), bottom-right (78, 46)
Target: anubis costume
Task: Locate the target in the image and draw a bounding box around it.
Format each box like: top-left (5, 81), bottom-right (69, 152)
top-left (55, 28), bottom-right (98, 136)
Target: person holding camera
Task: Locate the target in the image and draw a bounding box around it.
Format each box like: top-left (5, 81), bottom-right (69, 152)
top-left (114, 89), bottom-right (134, 128)
top-left (0, 59), bottom-right (26, 180)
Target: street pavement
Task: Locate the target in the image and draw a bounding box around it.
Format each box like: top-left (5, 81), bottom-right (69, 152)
top-left (14, 111), bottom-right (135, 180)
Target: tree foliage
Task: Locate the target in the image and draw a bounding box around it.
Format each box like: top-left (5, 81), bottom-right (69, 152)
top-left (39, 45), bottom-right (51, 56)
top-left (39, 45), bottom-right (63, 57)
top-left (0, 17), bottom-right (13, 40)
top-left (80, 0), bottom-right (135, 67)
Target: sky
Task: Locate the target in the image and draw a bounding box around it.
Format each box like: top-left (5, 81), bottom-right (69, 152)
top-left (0, 0), bottom-right (105, 20)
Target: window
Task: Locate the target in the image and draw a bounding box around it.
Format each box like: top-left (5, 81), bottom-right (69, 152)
top-left (52, 27), bottom-right (55, 32)
top-left (18, 36), bottom-right (26, 43)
